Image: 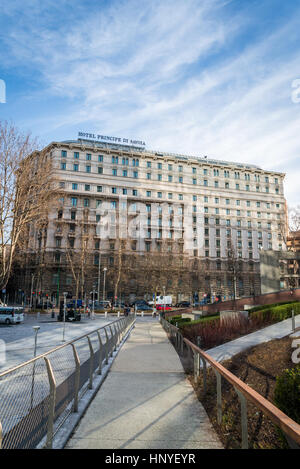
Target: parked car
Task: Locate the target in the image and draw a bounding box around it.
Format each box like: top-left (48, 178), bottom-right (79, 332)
top-left (57, 302), bottom-right (81, 322)
top-left (35, 301), bottom-right (54, 309)
top-left (135, 304), bottom-right (153, 311)
top-left (131, 300), bottom-right (149, 308)
top-left (0, 307), bottom-right (24, 325)
top-left (175, 301), bottom-right (191, 308)
top-left (156, 305), bottom-right (172, 311)
top-left (94, 300), bottom-right (111, 309)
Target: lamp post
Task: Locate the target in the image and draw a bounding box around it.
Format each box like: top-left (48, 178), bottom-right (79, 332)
top-left (97, 251), bottom-right (101, 305)
top-left (103, 267), bottom-right (107, 302)
top-left (163, 285), bottom-right (166, 317)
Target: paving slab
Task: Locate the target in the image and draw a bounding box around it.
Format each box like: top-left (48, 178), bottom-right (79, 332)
top-left (66, 319), bottom-right (222, 449)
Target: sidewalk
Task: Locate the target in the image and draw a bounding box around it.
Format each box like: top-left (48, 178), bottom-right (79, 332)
top-left (66, 318), bottom-right (222, 449)
top-left (206, 314), bottom-right (300, 362)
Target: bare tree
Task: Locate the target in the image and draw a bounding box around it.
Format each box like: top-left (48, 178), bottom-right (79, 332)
top-left (0, 121), bottom-right (58, 291)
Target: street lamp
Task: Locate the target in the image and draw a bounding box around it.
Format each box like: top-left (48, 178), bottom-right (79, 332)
top-left (163, 285), bottom-right (166, 317)
top-left (103, 267), bottom-right (107, 302)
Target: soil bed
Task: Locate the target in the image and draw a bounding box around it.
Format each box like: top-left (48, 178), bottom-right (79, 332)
top-left (185, 336), bottom-right (299, 449)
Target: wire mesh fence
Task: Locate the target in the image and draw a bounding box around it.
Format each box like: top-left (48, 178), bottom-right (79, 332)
top-left (0, 315), bottom-right (135, 449)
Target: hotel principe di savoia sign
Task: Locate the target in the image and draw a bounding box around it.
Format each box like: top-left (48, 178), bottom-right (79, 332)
top-left (78, 131), bottom-right (146, 148)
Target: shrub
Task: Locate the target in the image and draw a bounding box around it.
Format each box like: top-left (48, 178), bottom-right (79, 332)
top-left (274, 366), bottom-right (300, 425)
top-left (249, 301), bottom-right (299, 313)
top-left (170, 317), bottom-right (191, 327)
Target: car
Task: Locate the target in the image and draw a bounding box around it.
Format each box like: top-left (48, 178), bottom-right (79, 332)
top-left (35, 301), bottom-right (54, 309)
top-left (175, 301), bottom-right (191, 308)
top-left (0, 307), bottom-right (24, 324)
top-left (156, 305), bottom-right (172, 311)
top-left (57, 302), bottom-right (81, 322)
top-left (135, 304), bottom-right (153, 311)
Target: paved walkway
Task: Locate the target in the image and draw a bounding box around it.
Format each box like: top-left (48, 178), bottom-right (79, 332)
top-left (206, 314), bottom-right (300, 362)
top-left (66, 318), bottom-right (222, 449)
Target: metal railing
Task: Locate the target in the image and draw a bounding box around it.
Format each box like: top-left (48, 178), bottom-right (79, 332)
top-left (0, 314), bottom-right (135, 449)
top-left (160, 317), bottom-right (300, 449)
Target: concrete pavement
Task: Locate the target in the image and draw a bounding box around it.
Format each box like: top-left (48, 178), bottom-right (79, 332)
top-left (66, 318), bottom-right (223, 449)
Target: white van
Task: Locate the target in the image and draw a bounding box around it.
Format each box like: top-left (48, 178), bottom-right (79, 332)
top-left (0, 307), bottom-right (24, 325)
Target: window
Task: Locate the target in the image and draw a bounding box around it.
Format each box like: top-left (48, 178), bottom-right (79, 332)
top-left (123, 169), bottom-right (128, 177)
top-left (98, 166), bottom-right (103, 174)
top-left (168, 164), bottom-right (173, 171)
top-left (71, 197), bottom-right (77, 207)
top-left (133, 189), bottom-right (138, 196)
top-left (168, 175), bottom-right (173, 182)
top-left (97, 185), bottom-right (102, 193)
top-left (61, 150), bottom-right (67, 158)
top-left (158, 174), bottom-right (162, 181)
top-left (214, 180), bottom-right (219, 188)
top-left (178, 165), bottom-right (183, 172)
top-left (96, 214), bottom-right (101, 222)
top-left (224, 170), bottom-right (230, 178)
top-left (147, 161), bottom-right (151, 168)
top-left (85, 184), bottom-right (90, 191)
top-left (147, 191), bottom-right (151, 197)
top-left (74, 152), bottom-right (79, 159)
top-left (204, 179), bottom-right (208, 186)
top-left (213, 169), bottom-right (219, 176)
top-left (84, 198), bottom-right (89, 207)
top-left (168, 192), bottom-right (173, 199)
top-left (157, 162), bottom-right (162, 169)
top-left (246, 185), bottom-right (250, 191)
top-left (112, 187), bottom-right (117, 194)
top-left (204, 196), bottom-right (208, 202)
top-left (179, 176), bottom-right (183, 183)
top-left (98, 155), bottom-right (103, 162)
top-left (203, 168), bottom-right (208, 175)
top-left (112, 168), bottom-right (117, 176)
top-left (86, 165), bottom-right (91, 173)
top-left (147, 172), bottom-right (151, 180)
top-left (133, 171), bottom-right (138, 178)
top-left (112, 156), bottom-right (118, 164)
top-left (225, 182), bottom-right (229, 189)
top-left (122, 188), bottom-right (127, 195)
top-left (192, 167), bottom-right (196, 174)
top-left (86, 153), bottom-right (91, 161)
top-left (111, 201), bottom-right (117, 209)
top-left (236, 183), bottom-right (240, 190)
top-left (192, 178), bottom-right (197, 185)
top-left (61, 162), bottom-right (66, 170)
top-left (96, 200), bottom-right (102, 208)
top-left (157, 192), bottom-right (162, 198)
top-left (178, 194), bottom-right (183, 200)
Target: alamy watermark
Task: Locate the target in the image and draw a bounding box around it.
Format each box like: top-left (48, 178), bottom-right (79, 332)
top-left (291, 339), bottom-right (300, 364)
top-left (291, 79), bottom-right (300, 104)
top-left (0, 79), bottom-right (6, 103)
top-left (0, 339), bottom-right (6, 367)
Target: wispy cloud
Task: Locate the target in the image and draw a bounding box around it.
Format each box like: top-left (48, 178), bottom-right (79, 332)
top-left (0, 0), bottom-right (300, 206)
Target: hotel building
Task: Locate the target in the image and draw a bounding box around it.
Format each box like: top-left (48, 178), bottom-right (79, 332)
top-left (17, 137), bottom-right (287, 305)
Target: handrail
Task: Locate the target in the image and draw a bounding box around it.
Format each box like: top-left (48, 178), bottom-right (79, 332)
top-left (184, 337), bottom-right (300, 446)
top-left (160, 317), bottom-right (300, 448)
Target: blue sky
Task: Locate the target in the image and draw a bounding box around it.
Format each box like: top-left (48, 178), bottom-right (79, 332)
top-left (0, 0), bottom-right (300, 207)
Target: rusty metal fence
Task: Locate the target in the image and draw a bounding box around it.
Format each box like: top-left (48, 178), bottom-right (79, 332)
top-left (0, 315), bottom-right (135, 449)
top-left (160, 316), bottom-right (300, 449)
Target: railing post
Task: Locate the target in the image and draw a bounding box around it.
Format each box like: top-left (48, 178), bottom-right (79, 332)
top-left (71, 343), bottom-right (80, 412)
top-left (96, 331), bottom-right (103, 375)
top-left (234, 388), bottom-right (248, 449)
top-left (109, 326), bottom-right (114, 356)
top-left (200, 357), bottom-right (207, 395)
top-left (214, 369), bottom-right (222, 425)
top-left (104, 328), bottom-right (109, 364)
top-left (87, 336), bottom-right (94, 389)
top-left (44, 357), bottom-right (56, 449)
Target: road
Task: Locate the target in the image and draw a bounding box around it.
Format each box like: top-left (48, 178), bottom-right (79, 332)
top-left (0, 312), bottom-right (115, 372)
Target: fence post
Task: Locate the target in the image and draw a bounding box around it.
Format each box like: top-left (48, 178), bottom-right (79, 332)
top-left (87, 336), bottom-right (94, 389)
top-left (214, 369), bottom-right (222, 425)
top-left (292, 309), bottom-right (295, 332)
top-left (44, 357), bottom-right (56, 449)
top-left (104, 328), bottom-right (109, 364)
top-left (71, 344), bottom-right (80, 412)
top-left (234, 388), bottom-right (248, 449)
top-left (96, 331), bottom-right (103, 375)
top-left (200, 357), bottom-right (207, 395)
top-left (109, 326), bottom-right (114, 356)
top-left (0, 420), bottom-right (2, 449)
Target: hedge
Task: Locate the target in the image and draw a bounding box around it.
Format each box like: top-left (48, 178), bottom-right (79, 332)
top-left (250, 302), bottom-right (300, 323)
top-left (274, 367), bottom-right (300, 428)
top-left (248, 301), bottom-right (299, 313)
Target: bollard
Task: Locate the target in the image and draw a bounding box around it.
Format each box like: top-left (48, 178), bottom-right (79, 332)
top-left (105, 311), bottom-right (107, 318)
top-left (118, 311), bottom-right (120, 318)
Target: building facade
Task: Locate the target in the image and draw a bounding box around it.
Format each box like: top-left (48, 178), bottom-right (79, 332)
top-left (16, 137), bottom-right (287, 305)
